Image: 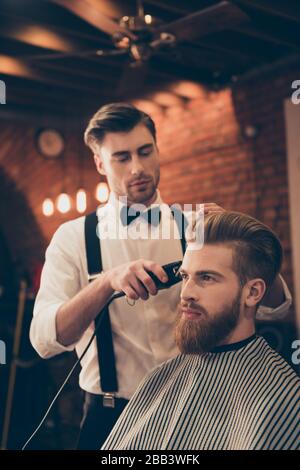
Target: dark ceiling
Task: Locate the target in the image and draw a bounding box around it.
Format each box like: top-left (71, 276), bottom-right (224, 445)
top-left (0, 0), bottom-right (300, 117)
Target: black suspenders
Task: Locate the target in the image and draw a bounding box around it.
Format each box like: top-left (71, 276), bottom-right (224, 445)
top-left (84, 212), bottom-right (118, 397)
top-left (84, 208), bottom-right (187, 401)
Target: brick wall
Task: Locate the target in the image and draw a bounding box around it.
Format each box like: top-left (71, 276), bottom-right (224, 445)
top-left (0, 62), bottom-right (298, 310)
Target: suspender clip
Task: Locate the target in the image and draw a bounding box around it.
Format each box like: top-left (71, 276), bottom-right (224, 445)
top-left (103, 393), bottom-right (116, 408)
top-left (88, 272), bottom-right (101, 282)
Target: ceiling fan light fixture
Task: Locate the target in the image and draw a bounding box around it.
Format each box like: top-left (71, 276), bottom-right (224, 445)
top-left (120, 15), bottom-right (136, 30)
top-left (114, 34), bottom-right (131, 49)
top-left (113, 23), bottom-right (135, 48)
top-left (160, 32), bottom-right (176, 44)
top-left (120, 14), bottom-right (157, 31)
top-left (130, 44), bottom-right (151, 62)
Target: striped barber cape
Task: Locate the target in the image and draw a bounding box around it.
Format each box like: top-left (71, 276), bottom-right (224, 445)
top-left (102, 335), bottom-right (300, 450)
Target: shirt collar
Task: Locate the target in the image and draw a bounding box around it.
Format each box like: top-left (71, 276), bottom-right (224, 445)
top-left (210, 334), bottom-right (257, 354)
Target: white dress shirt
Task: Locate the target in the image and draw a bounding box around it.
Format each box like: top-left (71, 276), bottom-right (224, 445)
top-left (30, 191), bottom-right (292, 399)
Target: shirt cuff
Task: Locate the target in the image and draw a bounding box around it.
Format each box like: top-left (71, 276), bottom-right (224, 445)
top-left (31, 303), bottom-right (76, 358)
top-left (256, 275), bottom-right (292, 321)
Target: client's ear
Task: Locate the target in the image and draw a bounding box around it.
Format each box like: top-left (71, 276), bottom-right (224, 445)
top-left (244, 278), bottom-right (266, 308)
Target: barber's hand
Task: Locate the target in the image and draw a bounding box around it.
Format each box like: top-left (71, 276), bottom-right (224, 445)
top-left (107, 259), bottom-right (168, 301)
top-left (203, 203), bottom-right (225, 214)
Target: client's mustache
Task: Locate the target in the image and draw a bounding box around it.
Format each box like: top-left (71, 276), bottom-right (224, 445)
top-left (180, 302), bottom-right (208, 317)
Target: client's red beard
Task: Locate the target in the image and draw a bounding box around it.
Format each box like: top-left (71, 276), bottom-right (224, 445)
top-left (175, 290), bottom-right (242, 354)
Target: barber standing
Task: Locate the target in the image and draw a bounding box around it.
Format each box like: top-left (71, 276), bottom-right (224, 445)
top-left (30, 103), bottom-right (291, 449)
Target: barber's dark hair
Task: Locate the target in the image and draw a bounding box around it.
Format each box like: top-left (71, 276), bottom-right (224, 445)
top-left (84, 102), bottom-right (156, 152)
top-left (192, 211), bottom-right (282, 290)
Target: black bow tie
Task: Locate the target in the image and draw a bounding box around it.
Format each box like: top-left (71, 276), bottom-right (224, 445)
top-left (120, 205), bottom-right (161, 227)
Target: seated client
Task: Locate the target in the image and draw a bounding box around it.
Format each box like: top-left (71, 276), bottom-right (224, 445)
top-left (102, 211), bottom-right (300, 450)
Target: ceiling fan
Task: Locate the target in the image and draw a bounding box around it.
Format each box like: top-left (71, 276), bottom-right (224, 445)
top-left (24, 0), bottom-right (248, 64)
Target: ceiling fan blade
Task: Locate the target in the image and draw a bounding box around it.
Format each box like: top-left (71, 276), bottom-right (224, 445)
top-left (82, 0), bottom-right (135, 19)
top-left (20, 49), bottom-right (100, 61)
top-left (157, 1), bottom-right (249, 42)
top-left (50, 0), bottom-right (136, 39)
top-left (21, 48), bottom-right (127, 62)
top-left (97, 49), bottom-right (128, 57)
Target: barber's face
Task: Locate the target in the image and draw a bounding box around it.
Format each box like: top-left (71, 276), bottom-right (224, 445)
top-left (94, 123), bottom-right (160, 206)
top-left (176, 245), bottom-right (242, 354)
